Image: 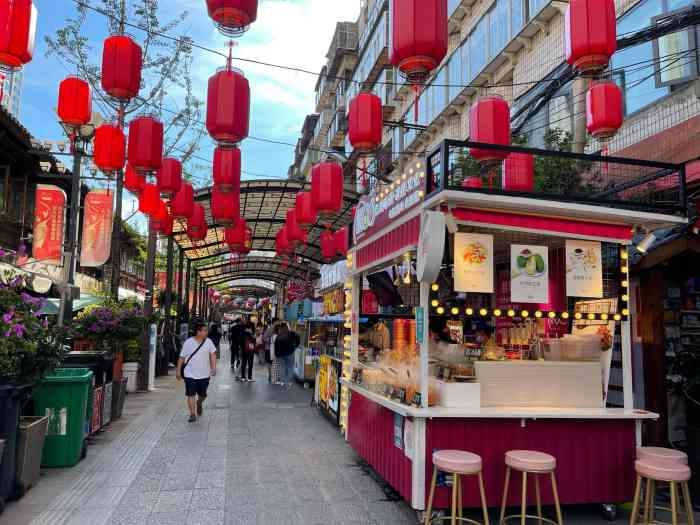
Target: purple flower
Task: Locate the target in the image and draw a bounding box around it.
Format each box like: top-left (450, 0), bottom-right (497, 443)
top-left (17, 244), bottom-right (26, 257)
top-left (42, 319), bottom-right (49, 329)
top-left (3, 330), bottom-right (10, 338)
top-left (3, 311), bottom-right (13, 324)
top-left (0, 247), bottom-right (5, 258)
top-left (13, 323), bottom-right (25, 337)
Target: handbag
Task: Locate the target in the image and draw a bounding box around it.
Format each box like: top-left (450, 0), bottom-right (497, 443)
top-left (180, 339), bottom-right (206, 378)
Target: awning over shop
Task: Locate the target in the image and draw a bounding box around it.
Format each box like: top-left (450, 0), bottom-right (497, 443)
top-left (41, 293), bottom-right (102, 315)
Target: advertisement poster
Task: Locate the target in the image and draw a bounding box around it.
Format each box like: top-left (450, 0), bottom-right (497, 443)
top-left (454, 233), bottom-right (494, 293)
top-left (511, 244), bottom-right (549, 303)
top-left (80, 190), bottom-right (114, 267)
top-left (32, 185), bottom-right (66, 265)
top-left (565, 240), bottom-right (603, 298)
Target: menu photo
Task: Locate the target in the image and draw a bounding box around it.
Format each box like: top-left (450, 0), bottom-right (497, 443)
top-left (511, 244), bottom-right (548, 303)
top-left (454, 233), bottom-right (494, 293)
top-left (565, 239), bottom-right (603, 298)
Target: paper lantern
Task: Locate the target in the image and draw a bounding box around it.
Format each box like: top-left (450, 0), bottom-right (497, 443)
top-left (276, 226), bottom-right (291, 256)
top-left (138, 183), bottom-right (160, 216)
top-left (0, 0), bottom-right (37, 71)
top-left (123, 164), bottom-right (145, 194)
top-left (286, 208), bottom-right (306, 247)
top-left (57, 77), bottom-right (92, 127)
top-left (502, 153), bottom-right (534, 192)
top-left (586, 81), bottom-right (623, 140)
top-left (334, 227), bottom-right (348, 257)
top-left (205, 0), bottom-right (258, 37)
top-left (211, 187), bottom-right (240, 227)
top-left (128, 115), bottom-right (163, 173)
top-left (171, 182), bottom-right (194, 220)
top-left (226, 218), bottom-right (249, 251)
top-left (156, 157), bottom-right (182, 197)
top-left (295, 191), bottom-right (316, 230)
top-left (187, 203), bottom-right (208, 241)
top-left (206, 66), bottom-right (250, 146)
top-left (311, 162), bottom-right (344, 221)
top-left (93, 123), bottom-right (125, 174)
top-left (151, 200), bottom-right (172, 234)
top-left (469, 96), bottom-right (511, 163)
top-left (565, 0), bottom-right (616, 73)
top-left (213, 145), bottom-right (241, 192)
top-left (348, 92), bottom-right (382, 152)
top-left (101, 34), bottom-right (143, 100)
top-left (320, 229), bottom-right (335, 261)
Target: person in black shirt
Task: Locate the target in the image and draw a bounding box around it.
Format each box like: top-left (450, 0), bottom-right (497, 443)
top-left (229, 318), bottom-right (245, 372)
top-left (239, 322), bottom-right (257, 382)
top-left (274, 323), bottom-right (299, 388)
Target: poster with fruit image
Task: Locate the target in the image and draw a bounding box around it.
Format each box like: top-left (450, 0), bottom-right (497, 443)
top-left (454, 233), bottom-right (494, 293)
top-left (511, 245), bottom-right (548, 303)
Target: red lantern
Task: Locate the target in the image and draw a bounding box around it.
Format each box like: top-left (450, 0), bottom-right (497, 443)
top-left (502, 153), bottom-right (534, 192)
top-left (390, 0), bottom-right (447, 83)
top-left (171, 182), bottom-right (194, 220)
top-left (226, 218), bottom-right (249, 251)
top-left (93, 124), bottom-right (126, 174)
top-left (565, 0), bottom-right (616, 74)
top-left (276, 226), bottom-right (291, 257)
top-left (128, 115), bottom-right (163, 173)
top-left (138, 183), bottom-right (160, 216)
top-left (469, 96), bottom-right (511, 163)
top-left (151, 200), bottom-right (172, 234)
top-left (295, 192), bottom-right (316, 230)
top-left (57, 77), bottom-right (92, 127)
top-left (206, 65), bottom-right (250, 146)
top-left (101, 34), bottom-right (143, 100)
top-left (211, 187), bottom-right (240, 227)
top-left (156, 157), bottom-right (182, 197)
top-left (0, 0), bottom-right (37, 71)
top-left (205, 0), bottom-right (258, 37)
top-left (188, 203), bottom-right (208, 241)
top-left (461, 177), bottom-right (483, 189)
top-left (124, 164), bottom-right (145, 194)
top-left (320, 229), bottom-right (335, 261)
top-left (586, 81), bottom-right (623, 140)
top-left (213, 146), bottom-right (241, 192)
top-left (334, 227), bottom-right (349, 257)
top-left (348, 92), bottom-right (383, 152)
top-left (286, 208), bottom-right (306, 248)
top-left (311, 162), bottom-right (344, 221)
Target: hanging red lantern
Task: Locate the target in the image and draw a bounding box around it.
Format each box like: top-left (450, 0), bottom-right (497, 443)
top-left (171, 182), bottom-right (194, 220)
top-left (461, 177), bottom-right (483, 189)
top-left (57, 77), bottom-right (92, 127)
top-left (502, 153), bottom-right (534, 192)
top-left (295, 192), bottom-right (316, 230)
top-left (101, 34), bottom-right (143, 100)
top-left (348, 92), bottom-right (383, 152)
top-left (311, 162), bottom-right (344, 221)
top-left (138, 183), bottom-right (160, 216)
top-left (206, 52), bottom-right (250, 146)
top-left (128, 115), bottom-right (163, 173)
top-left (205, 0), bottom-right (258, 37)
top-left (320, 229), bottom-right (335, 261)
top-left (565, 0), bottom-right (616, 74)
top-left (0, 0), bottom-right (37, 71)
top-left (226, 218), bottom-right (249, 251)
top-left (240, 227), bottom-right (253, 254)
top-left (156, 157), bottom-right (182, 197)
top-left (586, 80), bottom-right (623, 140)
top-left (151, 200), bottom-right (171, 233)
top-left (276, 226), bottom-right (291, 257)
top-left (93, 124), bottom-right (126, 174)
top-left (211, 187), bottom-right (240, 227)
top-left (286, 208), bottom-right (306, 248)
top-left (124, 164), bottom-right (145, 194)
top-left (188, 203), bottom-right (208, 241)
top-left (213, 146), bottom-right (241, 192)
top-left (469, 96), bottom-right (511, 163)
top-left (334, 227), bottom-right (348, 257)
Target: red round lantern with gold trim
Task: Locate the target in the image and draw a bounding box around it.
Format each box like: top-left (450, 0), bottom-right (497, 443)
top-left (348, 92), bottom-right (383, 152)
top-left (206, 66), bottom-right (250, 146)
top-left (57, 77), bottom-right (92, 127)
top-left (187, 203), bottom-right (208, 241)
top-left (93, 124), bottom-right (126, 174)
top-left (156, 157), bottom-right (182, 197)
top-left (211, 187), bottom-right (240, 227)
top-left (469, 96), bottom-right (511, 163)
top-left (565, 0), bottom-right (616, 74)
top-left (226, 217), bottom-right (249, 251)
top-left (320, 229), bottom-right (335, 261)
top-left (586, 80), bottom-right (623, 140)
top-left (334, 227), bottom-right (348, 257)
top-left (213, 146), bottom-right (241, 192)
top-left (124, 164), bottom-right (145, 194)
top-left (286, 208), bottom-right (306, 248)
top-left (101, 34), bottom-right (143, 100)
top-left (295, 192), bottom-right (316, 230)
top-left (502, 153), bottom-right (534, 192)
top-left (276, 226), bottom-right (291, 257)
top-left (0, 0), bottom-right (37, 71)
top-left (138, 183), bottom-right (160, 216)
top-left (171, 181), bottom-right (194, 220)
top-left (151, 200), bottom-right (172, 234)
top-left (311, 162), bottom-right (343, 221)
top-left (205, 0), bottom-right (258, 37)
top-left (128, 115), bottom-right (163, 173)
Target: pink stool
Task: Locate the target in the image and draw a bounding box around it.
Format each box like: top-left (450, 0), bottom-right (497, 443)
top-left (630, 460), bottom-right (694, 525)
top-left (637, 447), bottom-right (688, 466)
top-left (424, 450), bottom-right (489, 525)
top-left (498, 450), bottom-right (563, 525)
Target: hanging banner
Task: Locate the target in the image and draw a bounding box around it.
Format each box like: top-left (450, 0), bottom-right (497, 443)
top-left (80, 190), bottom-right (114, 267)
top-left (454, 233), bottom-right (494, 293)
top-left (32, 184), bottom-right (66, 265)
top-left (565, 240), bottom-right (603, 298)
top-left (510, 244), bottom-right (548, 303)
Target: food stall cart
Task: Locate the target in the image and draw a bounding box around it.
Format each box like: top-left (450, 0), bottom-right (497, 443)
top-left (342, 141), bottom-right (689, 517)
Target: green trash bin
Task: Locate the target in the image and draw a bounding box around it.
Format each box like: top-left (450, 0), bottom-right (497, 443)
top-left (33, 368), bottom-right (93, 468)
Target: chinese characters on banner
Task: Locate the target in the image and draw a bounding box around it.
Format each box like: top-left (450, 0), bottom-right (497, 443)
top-left (80, 190), bottom-right (114, 267)
top-left (510, 244), bottom-right (548, 303)
top-left (32, 185), bottom-right (66, 265)
top-left (565, 240), bottom-right (603, 298)
top-left (454, 233), bottom-right (494, 293)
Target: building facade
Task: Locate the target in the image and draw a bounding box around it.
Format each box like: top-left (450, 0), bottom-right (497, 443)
top-left (0, 70), bottom-right (23, 119)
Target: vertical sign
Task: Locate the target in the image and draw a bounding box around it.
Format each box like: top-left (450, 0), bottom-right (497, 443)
top-left (565, 240), bottom-right (603, 298)
top-left (33, 185), bottom-right (66, 265)
top-left (80, 190), bottom-right (114, 267)
top-left (393, 413), bottom-right (404, 450)
top-left (511, 244), bottom-right (549, 303)
top-left (454, 233), bottom-right (494, 293)
top-left (415, 306), bottom-right (424, 343)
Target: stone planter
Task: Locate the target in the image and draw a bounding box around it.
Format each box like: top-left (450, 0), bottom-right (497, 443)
top-left (123, 363), bottom-right (139, 393)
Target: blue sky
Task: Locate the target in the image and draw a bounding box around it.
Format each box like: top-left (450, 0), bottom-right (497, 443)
top-left (20, 0), bottom-right (360, 231)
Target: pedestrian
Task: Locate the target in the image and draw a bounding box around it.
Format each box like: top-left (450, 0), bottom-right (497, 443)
top-left (229, 318), bottom-right (244, 372)
top-left (240, 321), bottom-right (257, 382)
top-left (256, 322), bottom-right (265, 365)
top-left (263, 320), bottom-right (276, 382)
top-left (176, 322), bottom-right (218, 423)
top-left (274, 323), bottom-right (299, 388)
top-left (209, 323), bottom-right (222, 359)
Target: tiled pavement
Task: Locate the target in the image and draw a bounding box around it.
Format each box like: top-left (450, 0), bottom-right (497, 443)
top-left (3, 343), bottom-right (699, 524)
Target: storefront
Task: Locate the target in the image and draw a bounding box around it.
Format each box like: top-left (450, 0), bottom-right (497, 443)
top-left (342, 142), bottom-right (688, 513)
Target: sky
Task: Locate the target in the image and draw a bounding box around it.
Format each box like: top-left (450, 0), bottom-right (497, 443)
top-left (20, 0), bottom-right (361, 231)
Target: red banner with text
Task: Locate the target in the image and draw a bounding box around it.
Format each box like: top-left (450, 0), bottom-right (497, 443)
top-left (80, 190), bottom-right (114, 267)
top-left (32, 184), bottom-right (66, 265)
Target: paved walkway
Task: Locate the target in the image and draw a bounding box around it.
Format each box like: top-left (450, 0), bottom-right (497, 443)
top-left (3, 344), bottom-right (699, 524)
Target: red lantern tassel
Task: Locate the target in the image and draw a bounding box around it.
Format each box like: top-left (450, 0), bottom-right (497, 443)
top-left (413, 84), bottom-right (423, 123)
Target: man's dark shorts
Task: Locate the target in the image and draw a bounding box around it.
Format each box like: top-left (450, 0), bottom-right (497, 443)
top-left (184, 377), bottom-right (210, 398)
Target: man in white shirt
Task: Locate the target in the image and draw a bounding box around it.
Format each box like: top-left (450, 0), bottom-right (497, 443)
top-left (176, 323), bottom-right (218, 422)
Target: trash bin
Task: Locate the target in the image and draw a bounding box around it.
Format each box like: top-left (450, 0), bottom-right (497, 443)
top-left (0, 384), bottom-right (31, 507)
top-left (33, 368), bottom-right (93, 468)
top-left (111, 377), bottom-right (128, 421)
top-left (123, 363), bottom-right (139, 393)
top-left (61, 352), bottom-right (114, 433)
top-left (16, 416), bottom-right (49, 494)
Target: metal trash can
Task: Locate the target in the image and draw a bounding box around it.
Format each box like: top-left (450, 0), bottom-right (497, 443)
top-left (111, 378), bottom-right (128, 421)
top-left (16, 416), bottom-right (49, 494)
top-left (61, 352), bottom-right (114, 433)
top-left (0, 384), bottom-right (31, 507)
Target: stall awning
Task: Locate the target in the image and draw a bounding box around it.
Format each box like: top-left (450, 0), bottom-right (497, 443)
top-left (41, 294), bottom-right (102, 315)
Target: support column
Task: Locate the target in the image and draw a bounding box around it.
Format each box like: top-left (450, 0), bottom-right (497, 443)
top-left (572, 77), bottom-right (588, 154)
top-left (184, 258), bottom-right (191, 321)
top-left (176, 248), bottom-right (184, 323)
top-left (165, 237), bottom-right (174, 328)
top-left (110, 168), bottom-right (124, 300)
top-left (419, 281), bottom-right (430, 409)
top-left (59, 145), bottom-right (83, 325)
top-left (192, 275), bottom-right (199, 319)
top-left (138, 225), bottom-right (157, 391)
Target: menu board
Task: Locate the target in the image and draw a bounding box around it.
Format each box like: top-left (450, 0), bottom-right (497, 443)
top-left (566, 240), bottom-right (603, 298)
top-left (511, 244), bottom-right (549, 303)
top-left (454, 233), bottom-right (494, 293)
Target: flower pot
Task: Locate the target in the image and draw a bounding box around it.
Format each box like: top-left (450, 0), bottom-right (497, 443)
top-left (0, 384), bottom-right (32, 503)
top-left (72, 339), bottom-right (95, 352)
top-left (123, 363), bottom-right (139, 393)
top-left (15, 416), bottom-right (48, 494)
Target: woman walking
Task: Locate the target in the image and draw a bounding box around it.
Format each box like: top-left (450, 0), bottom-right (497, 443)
top-left (240, 321), bottom-right (257, 382)
top-left (274, 323), bottom-right (298, 388)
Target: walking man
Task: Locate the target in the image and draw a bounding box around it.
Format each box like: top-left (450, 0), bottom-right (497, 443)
top-left (176, 322), bottom-right (217, 422)
top-left (229, 318), bottom-right (244, 372)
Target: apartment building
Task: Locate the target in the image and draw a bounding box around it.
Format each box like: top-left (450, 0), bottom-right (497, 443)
top-left (0, 70), bottom-right (23, 119)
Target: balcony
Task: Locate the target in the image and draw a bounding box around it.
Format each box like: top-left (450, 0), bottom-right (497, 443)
top-left (327, 110), bottom-right (348, 149)
top-left (326, 22), bottom-right (359, 77)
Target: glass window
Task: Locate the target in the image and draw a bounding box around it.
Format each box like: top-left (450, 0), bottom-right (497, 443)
top-left (471, 20), bottom-right (487, 76)
top-left (449, 53), bottom-right (461, 102)
top-left (548, 95), bottom-right (572, 135)
top-left (460, 40), bottom-right (470, 86)
top-left (489, 0), bottom-right (509, 57)
top-left (528, 0), bottom-right (547, 19)
top-left (667, 0), bottom-right (694, 10)
top-left (653, 8), bottom-right (697, 86)
top-left (435, 67), bottom-right (447, 117)
top-left (512, 0), bottom-right (525, 37)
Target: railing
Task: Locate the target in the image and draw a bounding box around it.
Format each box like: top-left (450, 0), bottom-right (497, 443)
top-left (426, 139), bottom-right (688, 216)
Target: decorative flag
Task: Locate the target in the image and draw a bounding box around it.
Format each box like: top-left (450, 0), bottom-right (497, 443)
top-left (32, 185), bottom-right (66, 265)
top-left (565, 239), bottom-right (603, 298)
top-left (510, 244), bottom-right (549, 303)
top-left (454, 233), bottom-right (494, 293)
top-left (80, 190), bottom-right (114, 267)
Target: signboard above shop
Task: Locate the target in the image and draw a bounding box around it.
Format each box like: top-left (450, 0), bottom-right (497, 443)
top-left (318, 261), bottom-right (348, 292)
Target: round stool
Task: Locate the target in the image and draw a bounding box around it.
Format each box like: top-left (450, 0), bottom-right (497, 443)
top-left (637, 447), bottom-right (688, 466)
top-left (630, 460), bottom-right (694, 525)
top-left (498, 450), bottom-right (563, 525)
top-left (424, 450), bottom-right (490, 525)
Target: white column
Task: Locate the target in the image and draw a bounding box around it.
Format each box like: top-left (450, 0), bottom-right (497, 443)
top-left (419, 281), bottom-right (430, 409)
top-left (411, 417), bottom-right (427, 510)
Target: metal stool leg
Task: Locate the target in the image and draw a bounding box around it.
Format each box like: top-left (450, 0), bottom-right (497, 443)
top-left (629, 475), bottom-right (642, 525)
top-left (535, 474), bottom-right (543, 524)
top-left (550, 471), bottom-right (564, 525)
top-left (670, 482), bottom-right (679, 525)
top-left (649, 480), bottom-right (656, 524)
top-left (425, 466), bottom-right (437, 525)
top-left (682, 481), bottom-right (695, 525)
top-left (452, 473), bottom-right (459, 525)
top-left (521, 471), bottom-right (528, 525)
top-left (643, 477), bottom-right (652, 524)
top-left (499, 467), bottom-right (511, 525)
top-left (478, 472), bottom-right (490, 525)
top-left (457, 474), bottom-right (463, 520)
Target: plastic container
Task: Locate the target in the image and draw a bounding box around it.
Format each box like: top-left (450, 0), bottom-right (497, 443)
top-left (0, 384), bottom-right (31, 505)
top-left (123, 363), bottom-right (139, 393)
top-left (60, 351), bottom-right (114, 386)
top-left (16, 416), bottom-right (49, 493)
top-left (33, 368), bottom-right (93, 468)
